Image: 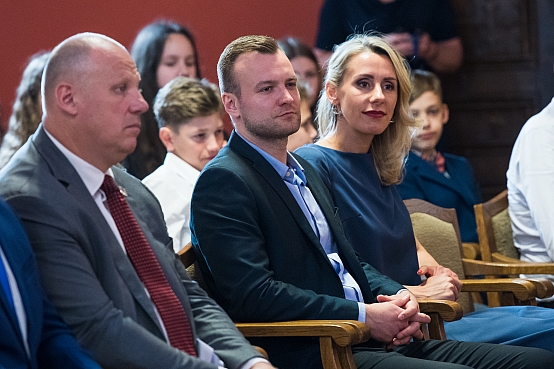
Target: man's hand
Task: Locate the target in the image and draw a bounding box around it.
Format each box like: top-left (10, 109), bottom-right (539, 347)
top-left (410, 265), bottom-right (462, 301)
top-left (376, 291), bottom-right (431, 346)
top-left (365, 291), bottom-right (430, 346)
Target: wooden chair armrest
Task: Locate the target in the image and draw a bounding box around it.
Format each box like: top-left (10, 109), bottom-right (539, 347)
top-left (524, 278), bottom-right (554, 299)
top-left (418, 300), bottom-right (462, 340)
top-left (419, 300), bottom-right (463, 322)
top-left (463, 258), bottom-right (554, 276)
top-left (462, 242), bottom-right (480, 259)
top-left (235, 320), bottom-right (370, 346)
top-left (236, 320), bottom-right (370, 369)
top-left (460, 278), bottom-right (537, 301)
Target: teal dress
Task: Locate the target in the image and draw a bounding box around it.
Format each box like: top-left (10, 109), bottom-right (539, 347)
top-left (296, 144), bottom-right (554, 352)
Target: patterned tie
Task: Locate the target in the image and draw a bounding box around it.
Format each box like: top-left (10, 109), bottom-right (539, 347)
top-left (101, 175), bottom-right (197, 356)
top-left (421, 150), bottom-right (446, 173)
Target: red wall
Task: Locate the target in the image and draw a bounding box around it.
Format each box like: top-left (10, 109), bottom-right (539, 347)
top-left (0, 0), bottom-right (323, 132)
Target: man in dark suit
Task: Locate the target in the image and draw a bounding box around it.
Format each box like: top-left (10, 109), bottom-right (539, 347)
top-left (0, 33), bottom-right (272, 369)
top-left (0, 199), bottom-right (100, 369)
top-left (190, 35), bottom-right (554, 369)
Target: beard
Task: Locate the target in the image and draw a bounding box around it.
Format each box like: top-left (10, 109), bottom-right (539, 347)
top-left (242, 109), bottom-right (301, 142)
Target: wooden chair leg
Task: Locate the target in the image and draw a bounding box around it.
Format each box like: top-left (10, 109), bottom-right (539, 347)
top-left (425, 312), bottom-right (447, 340)
top-left (319, 336), bottom-right (356, 369)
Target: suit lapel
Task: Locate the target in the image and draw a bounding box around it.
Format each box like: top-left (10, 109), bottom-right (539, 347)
top-left (33, 127), bottom-right (166, 337)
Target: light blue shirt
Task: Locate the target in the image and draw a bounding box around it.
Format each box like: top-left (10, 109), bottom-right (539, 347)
top-left (238, 132), bottom-right (366, 322)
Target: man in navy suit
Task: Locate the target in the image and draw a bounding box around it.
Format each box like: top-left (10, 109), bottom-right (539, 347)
top-left (0, 199), bottom-right (100, 368)
top-left (191, 35), bottom-right (554, 369)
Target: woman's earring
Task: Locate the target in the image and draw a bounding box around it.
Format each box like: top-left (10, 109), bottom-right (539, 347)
top-left (332, 104), bottom-right (341, 116)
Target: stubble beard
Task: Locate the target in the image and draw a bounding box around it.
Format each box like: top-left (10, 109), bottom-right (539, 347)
top-left (242, 112), bottom-right (301, 142)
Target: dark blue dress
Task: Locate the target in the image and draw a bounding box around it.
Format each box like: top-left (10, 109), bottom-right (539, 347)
top-left (295, 144), bottom-right (421, 286)
top-left (296, 144), bottom-right (554, 352)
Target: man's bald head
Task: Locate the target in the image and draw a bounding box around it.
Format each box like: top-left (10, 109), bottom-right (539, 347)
top-left (41, 33), bottom-right (127, 112)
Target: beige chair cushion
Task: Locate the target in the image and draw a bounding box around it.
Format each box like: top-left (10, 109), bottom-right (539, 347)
top-left (491, 208), bottom-right (520, 259)
top-left (410, 212), bottom-right (473, 314)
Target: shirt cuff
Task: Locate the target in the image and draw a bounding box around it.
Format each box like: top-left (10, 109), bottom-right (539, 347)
top-left (238, 357), bottom-right (271, 369)
top-left (357, 302), bottom-right (366, 323)
top-left (396, 288), bottom-right (409, 295)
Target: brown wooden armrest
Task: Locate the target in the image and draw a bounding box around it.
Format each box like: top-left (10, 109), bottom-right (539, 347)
top-left (419, 300), bottom-right (463, 322)
top-left (236, 320), bottom-right (370, 369)
top-left (419, 299), bottom-right (463, 340)
top-left (521, 278), bottom-right (554, 299)
top-left (462, 242), bottom-right (480, 260)
top-left (460, 278), bottom-right (536, 301)
top-left (235, 320), bottom-right (370, 346)
top-left (463, 258), bottom-right (554, 276)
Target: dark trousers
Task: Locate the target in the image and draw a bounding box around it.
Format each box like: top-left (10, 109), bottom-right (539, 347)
top-left (353, 339), bottom-right (554, 369)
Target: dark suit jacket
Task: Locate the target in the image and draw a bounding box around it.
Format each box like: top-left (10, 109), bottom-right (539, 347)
top-left (397, 151), bottom-right (483, 243)
top-left (0, 199), bottom-right (99, 369)
top-left (190, 132), bottom-right (404, 368)
top-left (0, 126), bottom-right (261, 369)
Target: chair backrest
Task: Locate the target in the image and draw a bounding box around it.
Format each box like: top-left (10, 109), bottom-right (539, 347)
top-left (178, 242), bottom-right (209, 292)
top-left (474, 190), bottom-right (519, 262)
top-left (404, 199), bottom-right (474, 314)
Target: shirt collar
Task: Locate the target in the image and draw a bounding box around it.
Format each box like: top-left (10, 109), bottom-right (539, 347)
top-left (236, 131), bottom-right (307, 183)
top-left (44, 128), bottom-right (113, 196)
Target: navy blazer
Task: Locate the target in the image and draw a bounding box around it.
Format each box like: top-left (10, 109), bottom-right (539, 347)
top-left (0, 199), bottom-right (99, 369)
top-left (397, 152), bottom-right (482, 243)
top-left (191, 132), bottom-right (404, 369)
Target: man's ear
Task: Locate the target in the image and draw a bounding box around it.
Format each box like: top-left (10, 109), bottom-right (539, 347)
top-left (441, 103), bottom-right (449, 125)
top-left (159, 126), bottom-right (175, 152)
top-left (222, 92), bottom-right (240, 119)
top-left (55, 83), bottom-right (78, 116)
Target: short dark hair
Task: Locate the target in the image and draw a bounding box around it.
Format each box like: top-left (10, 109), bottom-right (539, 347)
top-left (154, 77), bottom-right (222, 131)
top-left (217, 35), bottom-right (278, 97)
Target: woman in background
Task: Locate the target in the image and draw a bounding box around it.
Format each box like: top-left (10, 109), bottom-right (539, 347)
top-left (278, 37), bottom-right (323, 115)
top-left (0, 51), bottom-right (50, 168)
top-left (124, 20), bottom-right (202, 179)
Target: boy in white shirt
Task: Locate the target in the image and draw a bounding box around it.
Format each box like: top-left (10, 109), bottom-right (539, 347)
top-left (143, 77), bottom-right (225, 252)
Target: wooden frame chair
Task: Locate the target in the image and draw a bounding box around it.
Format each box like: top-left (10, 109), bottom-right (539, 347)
top-left (474, 190), bottom-right (554, 301)
top-left (405, 198), bottom-right (541, 311)
top-left (179, 243), bottom-right (461, 368)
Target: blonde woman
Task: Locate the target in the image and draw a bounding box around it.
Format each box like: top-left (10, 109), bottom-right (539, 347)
top-left (296, 34), bottom-right (554, 352)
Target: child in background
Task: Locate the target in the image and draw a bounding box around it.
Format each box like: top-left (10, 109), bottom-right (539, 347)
top-left (397, 69), bottom-right (482, 243)
top-left (143, 77), bottom-right (225, 252)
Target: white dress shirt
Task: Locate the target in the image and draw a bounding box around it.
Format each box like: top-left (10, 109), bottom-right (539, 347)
top-left (507, 97), bottom-right (554, 299)
top-left (143, 152), bottom-right (200, 252)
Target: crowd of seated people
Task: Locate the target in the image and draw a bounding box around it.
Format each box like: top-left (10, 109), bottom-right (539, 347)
top-left (0, 4), bottom-right (554, 368)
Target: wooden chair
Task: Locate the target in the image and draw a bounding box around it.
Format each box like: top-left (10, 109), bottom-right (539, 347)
top-left (179, 243), bottom-right (461, 368)
top-left (474, 190), bottom-right (554, 301)
top-left (405, 198), bottom-right (541, 311)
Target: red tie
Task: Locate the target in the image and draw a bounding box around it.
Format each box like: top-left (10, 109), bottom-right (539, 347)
top-left (101, 175), bottom-right (197, 356)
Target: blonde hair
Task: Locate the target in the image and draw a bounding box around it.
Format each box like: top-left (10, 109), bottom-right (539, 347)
top-left (316, 34), bottom-right (416, 185)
